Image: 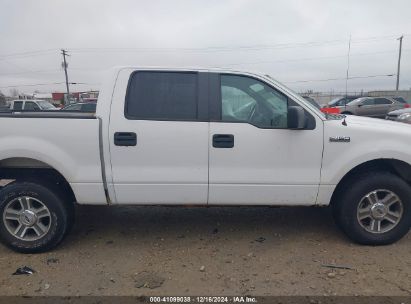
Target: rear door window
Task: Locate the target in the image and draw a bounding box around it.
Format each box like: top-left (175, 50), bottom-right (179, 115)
top-left (362, 99), bottom-right (375, 106)
top-left (375, 98), bottom-right (392, 105)
top-left (125, 71), bottom-right (198, 120)
top-left (13, 101), bottom-right (23, 110)
top-left (82, 103), bottom-right (96, 112)
top-left (64, 104), bottom-right (82, 111)
top-left (24, 102), bottom-right (40, 111)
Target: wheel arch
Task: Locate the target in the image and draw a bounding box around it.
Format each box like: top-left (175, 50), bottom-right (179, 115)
top-left (330, 158), bottom-right (411, 206)
top-left (0, 157), bottom-right (77, 205)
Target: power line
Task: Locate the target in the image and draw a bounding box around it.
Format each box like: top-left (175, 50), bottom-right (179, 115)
top-left (285, 74), bottom-right (396, 84)
top-left (0, 69), bottom-right (61, 76)
top-left (222, 49), bottom-right (411, 67)
top-left (2, 48), bottom-right (408, 76)
top-left (68, 35), bottom-right (407, 53)
top-left (0, 82), bottom-right (99, 89)
top-left (1, 34), bottom-right (406, 60)
top-left (0, 49), bottom-right (57, 60)
top-left (0, 82), bottom-right (66, 88)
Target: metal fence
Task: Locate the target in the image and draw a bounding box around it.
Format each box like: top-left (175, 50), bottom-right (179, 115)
top-left (301, 90), bottom-right (411, 105)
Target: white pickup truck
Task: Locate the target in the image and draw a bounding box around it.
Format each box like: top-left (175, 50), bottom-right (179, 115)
top-left (0, 67), bottom-right (410, 253)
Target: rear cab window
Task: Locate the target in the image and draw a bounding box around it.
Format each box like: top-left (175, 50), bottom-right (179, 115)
top-left (125, 71), bottom-right (198, 120)
top-left (13, 101), bottom-right (23, 110)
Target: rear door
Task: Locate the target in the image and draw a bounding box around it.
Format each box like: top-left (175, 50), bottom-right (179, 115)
top-left (374, 98), bottom-right (394, 117)
top-left (23, 101), bottom-right (40, 111)
top-left (208, 73), bottom-right (323, 205)
top-left (108, 69), bottom-right (209, 204)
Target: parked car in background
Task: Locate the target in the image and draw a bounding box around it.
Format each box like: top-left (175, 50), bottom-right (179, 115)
top-left (62, 102), bottom-right (97, 112)
top-left (386, 108), bottom-right (411, 124)
top-left (339, 97), bottom-right (406, 118)
top-left (0, 105), bottom-right (10, 112)
top-left (301, 96), bottom-right (321, 109)
top-left (328, 96), bottom-right (359, 107)
top-left (9, 99), bottom-right (58, 111)
top-left (392, 97), bottom-right (409, 104)
top-left (321, 106), bottom-right (341, 115)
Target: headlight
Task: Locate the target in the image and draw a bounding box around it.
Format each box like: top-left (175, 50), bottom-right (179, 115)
top-left (397, 113), bottom-right (411, 123)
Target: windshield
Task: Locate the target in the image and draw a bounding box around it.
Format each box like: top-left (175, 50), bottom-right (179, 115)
top-left (37, 100), bottom-right (56, 109)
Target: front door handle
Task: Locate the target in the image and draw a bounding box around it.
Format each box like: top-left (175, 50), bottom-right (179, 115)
top-left (213, 134), bottom-right (234, 148)
top-left (114, 132), bottom-right (137, 146)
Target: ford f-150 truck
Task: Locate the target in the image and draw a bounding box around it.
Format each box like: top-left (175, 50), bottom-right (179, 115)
top-left (0, 67), bottom-right (410, 253)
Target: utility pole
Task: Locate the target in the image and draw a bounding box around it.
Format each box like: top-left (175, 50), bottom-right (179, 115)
top-left (396, 36), bottom-right (403, 91)
top-left (61, 49), bottom-right (70, 104)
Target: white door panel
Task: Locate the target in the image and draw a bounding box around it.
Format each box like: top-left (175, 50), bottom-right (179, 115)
top-left (114, 184), bottom-right (208, 205)
top-left (108, 69), bottom-right (209, 205)
top-left (208, 184), bottom-right (319, 205)
top-left (208, 73), bottom-right (323, 206)
top-left (110, 120), bottom-right (209, 204)
top-left (209, 123), bottom-right (323, 205)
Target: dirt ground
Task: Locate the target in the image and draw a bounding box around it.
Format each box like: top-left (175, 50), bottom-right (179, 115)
top-left (0, 205), bottom-right (410, 296)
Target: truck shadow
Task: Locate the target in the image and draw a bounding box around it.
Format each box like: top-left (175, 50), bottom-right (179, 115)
top-left (62, 205), bottom-right (348, 249)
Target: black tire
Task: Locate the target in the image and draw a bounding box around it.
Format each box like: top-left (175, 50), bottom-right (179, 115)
top-left (333, 171), bottom-right (411, 245)
top-left (0, 182), bottom-right (71, 253)
top-left (341, 111), bottom-right (353, 115)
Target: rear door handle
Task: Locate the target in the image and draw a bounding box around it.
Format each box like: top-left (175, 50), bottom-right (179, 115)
top-left (213, 134), bottom-right (234, 148)
top-left (114, 132), bottom-right (137, 146)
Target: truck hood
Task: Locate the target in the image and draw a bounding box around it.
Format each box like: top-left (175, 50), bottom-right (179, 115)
top-left (326, 114), bottom-right (411, 138)
top-left (343, 114), bottom-right (411, 131)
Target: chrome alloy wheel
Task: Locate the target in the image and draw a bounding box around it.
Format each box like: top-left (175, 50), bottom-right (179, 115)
top-left (357, 189), bottom-right (403, 234)
top-left (3, 196), bottom-right (52, 241)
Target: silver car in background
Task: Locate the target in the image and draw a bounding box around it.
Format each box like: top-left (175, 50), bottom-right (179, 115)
top-left (386, 108), bottom-right (411, 124)
top-left (339, 97), bottom-right (406, 118)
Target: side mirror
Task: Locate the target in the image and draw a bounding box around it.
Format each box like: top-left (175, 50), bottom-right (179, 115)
top-left (288, 106), bottom-right (306, 129)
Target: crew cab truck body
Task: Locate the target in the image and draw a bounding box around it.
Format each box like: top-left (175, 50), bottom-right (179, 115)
top-left (0, 67), bottom-right (411, 253)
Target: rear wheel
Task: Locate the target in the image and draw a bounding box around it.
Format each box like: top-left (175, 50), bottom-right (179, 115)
top-left (333, 172), bottom-right (411, 245)
top-left (0, 182), bottom-right (71, 253)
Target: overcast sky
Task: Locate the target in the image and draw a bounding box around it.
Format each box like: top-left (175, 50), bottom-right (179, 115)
top-left (0, 0), bottom-right (410, 95)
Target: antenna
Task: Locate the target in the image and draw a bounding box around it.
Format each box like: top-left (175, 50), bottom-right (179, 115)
top-left (345, 34), bottom-right (352, 99)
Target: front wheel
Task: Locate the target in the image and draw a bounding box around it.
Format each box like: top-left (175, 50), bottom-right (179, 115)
top-left (333, 172), bottom-right (411, 245)
top-left (0, 182), bottom-right (71, 253)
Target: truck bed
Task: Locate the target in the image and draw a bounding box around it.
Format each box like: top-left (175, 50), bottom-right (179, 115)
top-left (0, 111), bottom-right (96, 119)
top-left (0, 114), bottom-right (106, 204)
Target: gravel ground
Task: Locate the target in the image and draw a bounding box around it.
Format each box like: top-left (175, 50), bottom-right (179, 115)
top-left (0, 205), bottom-right (410, 296)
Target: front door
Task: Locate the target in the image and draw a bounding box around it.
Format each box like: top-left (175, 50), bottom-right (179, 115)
top-left (109, 70), bottom-right (209, 204)
top-left (208, 73), bottom-right (323, 205)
